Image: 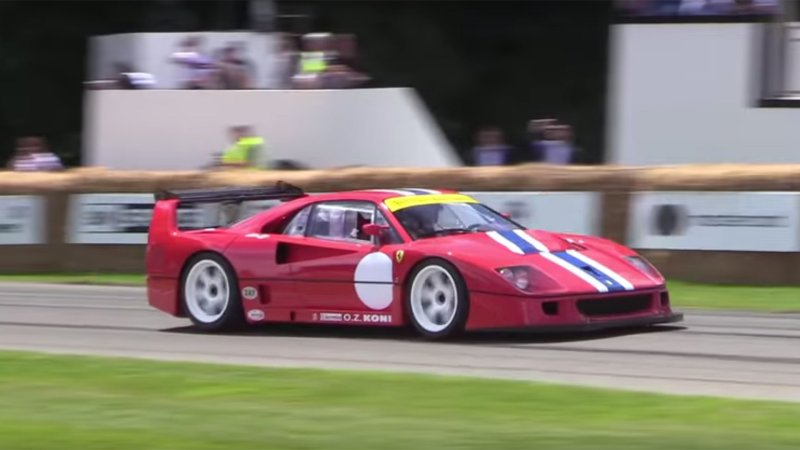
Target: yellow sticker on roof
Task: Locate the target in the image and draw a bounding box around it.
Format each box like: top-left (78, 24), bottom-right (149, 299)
top-left (384, 194), bottom-right (477, 212)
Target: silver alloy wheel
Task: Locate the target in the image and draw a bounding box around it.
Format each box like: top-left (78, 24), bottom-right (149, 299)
top-left (409, 265), bottom-right (458, 333)
top-left (184, 259), bottom-right (230, 324)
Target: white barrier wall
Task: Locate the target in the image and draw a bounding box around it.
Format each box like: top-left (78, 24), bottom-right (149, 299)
top-left (83, 88), bottom-right (460, 170)
top-left (607, 23), bottom-right (800, 165)
top-left (0, 196), bottom-right (45, 245)
top-left (628, 192), bottom-right (800, 252)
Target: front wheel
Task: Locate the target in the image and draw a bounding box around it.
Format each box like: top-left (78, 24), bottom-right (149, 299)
top-left (406, 259), bottom-right (469, 339)
top-left (181, 253), bottom-right (244, 331)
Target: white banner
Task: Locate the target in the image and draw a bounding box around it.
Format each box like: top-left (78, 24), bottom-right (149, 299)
top-left (0, 196), bottom-right (45, 245)
top-left (465, 192), bottom-right (601, 235)
top-left (627, 192), bottom-right (800, 252)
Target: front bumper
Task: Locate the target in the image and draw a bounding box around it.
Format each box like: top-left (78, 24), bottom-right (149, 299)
top-left (464, 287), bottom-right (681, 331)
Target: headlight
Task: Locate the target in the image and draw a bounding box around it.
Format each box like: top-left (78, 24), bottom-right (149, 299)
top-left (497, 266), bottom-right (532, 291)
top-left (626, 256), bottom-right (661, 279)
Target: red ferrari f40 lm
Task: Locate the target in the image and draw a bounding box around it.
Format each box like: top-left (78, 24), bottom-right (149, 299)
top-left (146, 183), bottom-right (682, 338)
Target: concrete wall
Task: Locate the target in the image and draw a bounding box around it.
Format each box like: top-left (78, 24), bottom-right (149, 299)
top-left (83, 88), bottom-right (460, 170)
top-left (607, 23), bottom-right (800, 165)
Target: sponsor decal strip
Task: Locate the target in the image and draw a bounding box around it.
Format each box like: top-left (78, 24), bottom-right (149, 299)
top-left (317, 312), bottom-right (392, 323)
top-left (384, 194), bottom-right (477, 212)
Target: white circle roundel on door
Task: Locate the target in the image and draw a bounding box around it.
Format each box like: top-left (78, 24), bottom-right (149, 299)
top-left (354, 252), bottom-right (394, 310)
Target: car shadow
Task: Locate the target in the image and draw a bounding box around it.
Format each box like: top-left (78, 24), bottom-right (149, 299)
top-left (160, 322), bottom-right (686, 345)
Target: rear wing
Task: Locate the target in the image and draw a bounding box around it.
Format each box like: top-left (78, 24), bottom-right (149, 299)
top-left (154, 181), bottom-right (306, 204)
top-left (148, 182), bottom-right (306, 246)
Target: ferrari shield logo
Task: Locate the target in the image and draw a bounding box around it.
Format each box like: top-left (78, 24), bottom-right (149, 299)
top-left (395, 250), bottom-right (404, 263)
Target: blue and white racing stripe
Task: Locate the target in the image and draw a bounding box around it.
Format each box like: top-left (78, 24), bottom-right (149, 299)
top-left (486, 230), bottom-right (634, 293)
top-left (487, 230), bottom-right (549, 254)
top-left (540, 252), bottom-right (611, 292)
top-left (561, 250), bottom-right (634, 291)
top-left (486, 231), bottom-right (526, 255)
top-left (509, 229), bottom-right (549, 252)
top-left (549, 251), bottom-right (631, 292)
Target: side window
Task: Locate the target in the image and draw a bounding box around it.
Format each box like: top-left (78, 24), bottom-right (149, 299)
top-left (307, 201), bottom-right (376, 243)
top-left (282, 205), bottom-right (313, 236)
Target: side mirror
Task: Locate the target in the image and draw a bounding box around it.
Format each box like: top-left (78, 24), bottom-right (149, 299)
top-left (501, 212), bottom-right (512, 219)
top-left (362, 223), bottom-right (388, 237)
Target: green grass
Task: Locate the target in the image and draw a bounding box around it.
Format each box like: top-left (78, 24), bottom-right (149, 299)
top-left (666, 280), bottom-right (800, 313)
top-left (0, 273), bottom-right (799, 313)
top-left (0, 351), bottom-right (798, 450)
top-left (0, 273), bottom-right (146, 286)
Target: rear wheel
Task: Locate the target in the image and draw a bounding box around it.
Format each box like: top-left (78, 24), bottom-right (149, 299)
top-left (181, 253), bottom-right (244, 331)
top-left (406, 259), bottom-right (469, 339)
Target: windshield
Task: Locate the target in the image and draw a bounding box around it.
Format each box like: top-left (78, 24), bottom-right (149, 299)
top-left (393, 202), bottom-right (523, 240)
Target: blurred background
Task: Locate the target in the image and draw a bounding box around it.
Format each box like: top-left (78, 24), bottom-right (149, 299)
top-left (0, 0), bottom-right (634, 171)
top-left (0, 0), bottom-right (615, 169)
top-left (5, 0), bottom-right (798, 172)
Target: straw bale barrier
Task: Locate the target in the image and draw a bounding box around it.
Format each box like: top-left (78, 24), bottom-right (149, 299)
top-left (0, 164), bottom-right (635, 193)
top-left (1, 164), bottom-right (800, 283)
top-left (3, 163), bottom-right (800, 192)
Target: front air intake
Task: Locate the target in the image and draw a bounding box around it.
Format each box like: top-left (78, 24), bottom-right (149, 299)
top-left (576, 294), bottom-right (652, 317)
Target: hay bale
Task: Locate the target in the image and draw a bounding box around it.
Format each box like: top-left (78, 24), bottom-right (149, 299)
top-left (3, 164), bottom-right (800, 195)
top-left (632, 164), bottom-right (800, 191)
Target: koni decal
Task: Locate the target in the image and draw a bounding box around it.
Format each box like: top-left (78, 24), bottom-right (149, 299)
top-left (317, 312), bottom-right (392, 324)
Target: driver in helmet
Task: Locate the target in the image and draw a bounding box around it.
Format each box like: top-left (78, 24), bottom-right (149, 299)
top-left (398, 203), bottom-right (444, 238)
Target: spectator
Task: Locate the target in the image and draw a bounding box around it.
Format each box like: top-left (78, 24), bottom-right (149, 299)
top-left (232, 42), bottom-right (257, 80)
top-left (293, 33), bottom-right (332, 89)
top-left (220, 126), bottom-right (266, 168)
top-left (539, 124), bottom-right (577, 165)
top-left (170, 36), bottom-right (215, 89)
top-left (272, 33), bottom-right (300, 89)
top-left (527, 118), bottom-right (556, 162)
top-left (329, 34), bottom-right (370, 87)
top-left (7, 137), bottom-right (63, 171)
top-left (216, 44), bottom-right (253, 89)
top-left (471, 126), bottom-right (512, 166)
top-left (322, 33), bottom-right (370, 89)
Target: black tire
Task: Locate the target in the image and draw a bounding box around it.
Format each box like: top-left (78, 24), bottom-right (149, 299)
top-left (180, 252), bottom-right (244, 331)
top-left (405, 258), bottom-right (469, 339)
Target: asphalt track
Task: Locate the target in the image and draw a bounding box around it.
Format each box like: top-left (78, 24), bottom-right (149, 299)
top-left (0, 283), bottom-right (798, 402)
